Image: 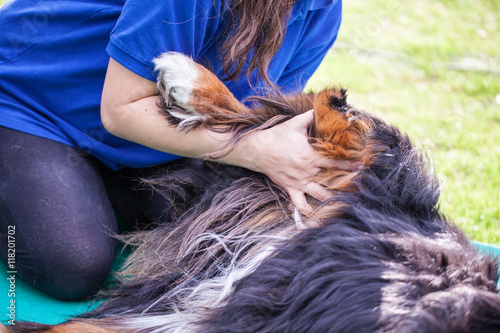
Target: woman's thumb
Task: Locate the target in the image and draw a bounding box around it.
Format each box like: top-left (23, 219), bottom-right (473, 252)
top-left (290, 109), bottom-right (314, 130)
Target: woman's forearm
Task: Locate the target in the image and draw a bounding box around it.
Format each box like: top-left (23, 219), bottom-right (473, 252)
top-left (102, 94), bottom-right (232, 160)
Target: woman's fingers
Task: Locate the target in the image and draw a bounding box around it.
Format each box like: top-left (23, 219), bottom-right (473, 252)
top-left (315, 158), bottom-right (362, 171)
top-left (288, 189), bottom-right (313, 215)
top-left (302, 181), bottom-right (334, 202)
top-left (287, 181), bottom-right (334, 214)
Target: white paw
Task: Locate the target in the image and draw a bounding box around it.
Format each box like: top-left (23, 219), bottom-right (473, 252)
top-left (153, 52), bottom-right (198, 110)
top-left (153, 52), bottom-right (208, 127)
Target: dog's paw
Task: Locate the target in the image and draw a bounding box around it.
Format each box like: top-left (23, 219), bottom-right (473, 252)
top-left (153, 52), bottom-right (210, 128)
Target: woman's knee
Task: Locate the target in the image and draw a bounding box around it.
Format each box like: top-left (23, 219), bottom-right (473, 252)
top-left (19, 236), bottom-right (117, 300)
top-left (35, 240), bottom-right (114, 299)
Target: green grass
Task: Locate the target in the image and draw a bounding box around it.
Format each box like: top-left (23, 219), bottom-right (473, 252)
top-left (307, 0), bottom-right (500, 243)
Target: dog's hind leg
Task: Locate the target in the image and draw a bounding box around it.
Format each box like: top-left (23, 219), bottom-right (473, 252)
top-left (7, 320), bottom-right (127, 333)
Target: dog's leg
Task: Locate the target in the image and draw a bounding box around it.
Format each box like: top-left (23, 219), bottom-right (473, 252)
top-left (8, 320), bottom-right (132, 333)
top-left (0, 323), bottom-right (13, 333)
top-left (153, 52), bottom-right (250, 130)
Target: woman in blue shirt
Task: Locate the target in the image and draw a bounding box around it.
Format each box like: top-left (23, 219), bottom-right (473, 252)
top-left (0, 0), bottom-right (342, 299)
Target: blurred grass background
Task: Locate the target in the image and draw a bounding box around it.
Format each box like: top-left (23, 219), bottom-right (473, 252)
top-left (1, 0), bottom-right (498, 243)
top-left (307, 0), bottom-right (499, 243)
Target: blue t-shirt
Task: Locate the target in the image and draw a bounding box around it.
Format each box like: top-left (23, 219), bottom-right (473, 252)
top-left (0, 0), bottom-right (342, 170)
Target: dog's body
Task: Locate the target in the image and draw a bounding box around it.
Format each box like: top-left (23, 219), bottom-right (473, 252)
top-left (8, 52), bottom-right (500, 333)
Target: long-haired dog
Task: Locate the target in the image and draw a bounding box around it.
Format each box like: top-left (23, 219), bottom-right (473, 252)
top-left (7, 53), bottom-right (500, 333)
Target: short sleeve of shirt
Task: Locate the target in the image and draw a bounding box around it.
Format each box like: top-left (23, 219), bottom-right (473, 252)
top-left (107, 0), bottom-right (224, 82)
top-left (277, 0), bottom-right (342, 92)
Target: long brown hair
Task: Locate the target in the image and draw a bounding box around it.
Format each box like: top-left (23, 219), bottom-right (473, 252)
top-left (221, 0), bottom-right (296, 87)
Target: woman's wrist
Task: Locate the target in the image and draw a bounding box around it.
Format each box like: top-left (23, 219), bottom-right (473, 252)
top-left (214, 130), bottom-right (264, 173)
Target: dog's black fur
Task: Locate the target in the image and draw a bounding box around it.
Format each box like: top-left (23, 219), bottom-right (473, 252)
top-left (201, 138), bottom-right (500, 332)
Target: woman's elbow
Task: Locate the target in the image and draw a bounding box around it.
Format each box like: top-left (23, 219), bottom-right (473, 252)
top-left (100, 102), bottom-right (122, 136)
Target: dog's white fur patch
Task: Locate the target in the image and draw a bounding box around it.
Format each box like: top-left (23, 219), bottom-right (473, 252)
top-left (153, 52), bottom-right (199, 111)
top-left (167, 110), bottom-right (209, 129)
top-left (117, 233), bottom-right (285, 332)
top-left (294, 208), bottom-right (306, 229)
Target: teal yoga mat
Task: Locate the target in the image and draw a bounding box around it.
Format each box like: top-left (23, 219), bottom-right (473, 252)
top-left (1, 241), bottom-right (499, 326)
top-left (0, 246), bottom-right (129, 326)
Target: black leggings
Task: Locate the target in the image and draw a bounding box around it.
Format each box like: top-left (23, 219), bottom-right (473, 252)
top-left (0, 126), bottom-right (174, 300)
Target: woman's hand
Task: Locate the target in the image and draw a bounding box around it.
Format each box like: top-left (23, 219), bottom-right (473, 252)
top-left (222, 110), bottom-right (336, 214)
